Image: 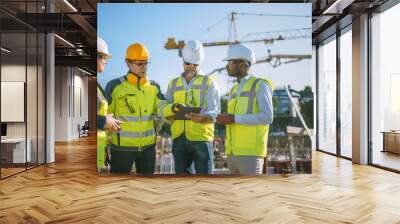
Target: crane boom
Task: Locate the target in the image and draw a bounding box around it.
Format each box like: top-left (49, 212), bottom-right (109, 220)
top-left (164, 36), bottom-right (283, 50)
top-left (207, 53), bottom-right (311, 76)
top-left (164, 28), bottom-right (311, 50)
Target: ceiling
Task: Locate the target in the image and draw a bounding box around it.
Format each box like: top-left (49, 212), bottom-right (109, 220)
top-left (311, 0), bottom-right (390, 44)
top-left (0, 0), bottom-right (98, 73)
top-left (0, 0), bottom-right (396, 73)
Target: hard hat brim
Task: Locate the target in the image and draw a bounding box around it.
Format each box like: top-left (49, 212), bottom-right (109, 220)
top-left (183, 59), bottom-right (200, 65)
top-left (222, 57), bottom-right (232, 62)
top-left (98, 51), bottom-right (112, 59)
top-left (223, 57), bottom-right (249, 63)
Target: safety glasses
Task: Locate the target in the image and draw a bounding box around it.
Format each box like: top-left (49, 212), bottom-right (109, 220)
top-left (127, 60), bottom-right (151, 67)
top-left (184, 61), bottom-right (199, 66)
top-left (227, 59), bottom-right (243, 65)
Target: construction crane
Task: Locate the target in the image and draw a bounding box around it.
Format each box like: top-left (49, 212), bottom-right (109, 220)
top-left (207, 50), bottom-right (311, 76)
top-left (164, 36), bottom-right (283, 50)
top-left (210, 11), bottom-right (310, 43)
top-left (164, 12), bottom-right (311, 92)
top-left (240, 28), bottom-right (311, 42)
top-left (164, 10), bottom-right (310, 50)
top-left (164, 28), bottom-right (311, 50)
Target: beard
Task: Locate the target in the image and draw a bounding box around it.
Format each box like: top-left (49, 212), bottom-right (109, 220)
top-left (226, 65), bottom-right (239, 77)
top-left (184, 68), bottom-right (197, 78)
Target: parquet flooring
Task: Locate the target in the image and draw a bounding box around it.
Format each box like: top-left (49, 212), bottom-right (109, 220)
top-left (1, 135), bottom-right (399, 223)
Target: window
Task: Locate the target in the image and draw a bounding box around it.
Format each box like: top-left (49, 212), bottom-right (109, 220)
top-left (370, 3), bottom-right (400, 171)
top-left (317, 36), bottom-right (337, 154)
top-left (340, 28), bottom-right (352, 158)
top-left (0, 1), bottom-right (47, 179)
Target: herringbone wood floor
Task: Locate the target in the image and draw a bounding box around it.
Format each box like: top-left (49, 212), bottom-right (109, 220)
top-left (1, 135), bottom-right (400, 224)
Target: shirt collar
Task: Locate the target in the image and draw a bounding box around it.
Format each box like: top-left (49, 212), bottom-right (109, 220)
top-left (237, 73), bottom-right (253, 83)
top-left (181, 72), bottom-right (199, 85)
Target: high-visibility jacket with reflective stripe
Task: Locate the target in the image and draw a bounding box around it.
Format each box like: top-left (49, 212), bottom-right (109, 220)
top-left (226, 76), bottom-right (274, 157)
top-left (97, 84), bottom-right (108, 169)
top-left (107, 76), bottom-right (174, 148)
top-left (167, 75), bottom-right (214, 141)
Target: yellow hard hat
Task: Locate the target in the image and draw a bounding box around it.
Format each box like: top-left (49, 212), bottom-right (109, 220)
top-left (125, 43), bottom-right (149, 61)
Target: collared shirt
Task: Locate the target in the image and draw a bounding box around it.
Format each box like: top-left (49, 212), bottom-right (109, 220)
top-left (232, 74), bottom-right (273, 125)
top-left (165, 73), bottom-right (221, 122)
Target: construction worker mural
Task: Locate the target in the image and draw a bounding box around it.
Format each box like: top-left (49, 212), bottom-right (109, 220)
top-left (165, 40), bottom-right (221, 174)
top-left (104, 43), bottom-right (182, 174)
top-left (216, 44), bottom-right (274, 175)
top-left (97, 37), bottom-right (122, 172)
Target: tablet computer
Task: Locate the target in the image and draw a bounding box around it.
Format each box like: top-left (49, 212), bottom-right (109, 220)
top-left (174, 106), bottom-right (201, 120)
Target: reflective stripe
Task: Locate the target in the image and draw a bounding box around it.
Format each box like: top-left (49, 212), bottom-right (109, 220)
top-left (116, 115), bottom-right (155, 122)
top-left (119, 129), bottom-right (156, 138)
top-left (191, 76), bottom-right (209, 91)
top-left (198, 76), bottom-right (209, 108)
top-left (229, 87), bottom-right (237, 100)
top-left (119, 76), bottom-right (126, 83)
top-left (97, 86), bottom-right (106, 114)
top-left (246, 79), bottom-right (262, 113)
top-left (229, 78), bottom-right (262, 114)
top-left (170, 76), bottom-right (209, 108)
top-left (174, 86), bottom-right (184, 91)
top-left (229, 91), bottom-right (253, 100)
top-left (157, 100), bottom-right (168, 117)
top-left (169, 78), bottom-right (184, 92)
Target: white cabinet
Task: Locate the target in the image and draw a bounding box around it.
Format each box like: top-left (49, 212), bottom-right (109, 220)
top-left (1, 138), bottom-right (32, 163)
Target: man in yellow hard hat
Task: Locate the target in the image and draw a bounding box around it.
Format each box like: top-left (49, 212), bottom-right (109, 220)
top-left (216, 44), bottom-right (274, 175)
top-left (97, 37), bottom-right (122, 172)
top-left (165, 40), bottom-right (220, 174)
top-left (105, 43), bottom-right (181, 174)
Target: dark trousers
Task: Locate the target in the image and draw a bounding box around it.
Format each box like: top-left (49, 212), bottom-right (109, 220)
top-left (110, 144), bottom-right (155, 174)
top-left (172, 135), bottom-right (213, 174)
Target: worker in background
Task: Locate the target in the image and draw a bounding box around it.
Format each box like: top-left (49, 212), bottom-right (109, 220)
top-left (97, 36), bottom-right (122, 172)
top-left (216, 44), bottom-right (274, 175)
top-left (105, 43), bottom-right (182, 174)
top-left (165, 40), bottom-right (220, 174)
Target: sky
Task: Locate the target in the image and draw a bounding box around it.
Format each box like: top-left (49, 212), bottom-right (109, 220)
top-left (97, 3), bottom-right (312, 95)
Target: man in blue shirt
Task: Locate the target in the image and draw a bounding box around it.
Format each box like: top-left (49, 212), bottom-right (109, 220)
top-left (217, 44), bottom-right (274, 174)
top-left (165, 40), bottom-right (220, 174)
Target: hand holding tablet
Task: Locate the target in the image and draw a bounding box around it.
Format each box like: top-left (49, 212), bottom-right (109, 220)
top-left (174, 106), bottom-right (201, 120)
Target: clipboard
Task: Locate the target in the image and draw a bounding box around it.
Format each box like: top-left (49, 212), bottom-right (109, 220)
top-left (174, 106), bottom-right (201, 120)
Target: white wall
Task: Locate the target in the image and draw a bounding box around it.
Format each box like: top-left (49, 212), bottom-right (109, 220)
top-left (55, 66), bottom-right (69, 141)
top-left (1, 65), bottom-right (26, 140)
top-left (1, 64), bottom-right (46, 164)
top-left (71, 72), bottom-right (89, 139)
top-left (54, 67), bottom-right (89, 141)
top-left (0, 65), bottom-right (38, 138)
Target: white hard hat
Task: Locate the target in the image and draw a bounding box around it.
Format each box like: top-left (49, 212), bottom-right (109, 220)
top-left (182, 40), bottom-right (205, 65)
top-left (223, 44), bottom-right (255, 65)
top-left (97, 37), bottom-right (112, 59)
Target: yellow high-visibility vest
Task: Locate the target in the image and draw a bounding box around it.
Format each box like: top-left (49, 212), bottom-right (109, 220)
top-left (226, 76), bottom-right (274, 157)
top-left (167, 75), bottom-right (214, 141)
top-left (108, 76), bottom-right (174, 148)
top-left (97, 85), bottom-right (108, 170)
